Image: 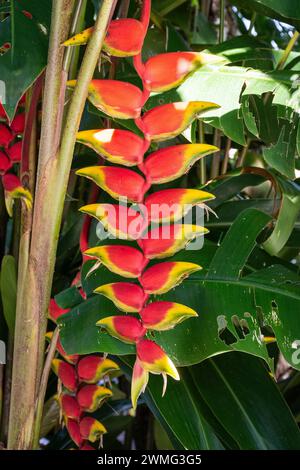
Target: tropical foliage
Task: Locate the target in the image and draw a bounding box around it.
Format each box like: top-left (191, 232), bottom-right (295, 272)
top-left (0, 0), bottom-right (300, 451)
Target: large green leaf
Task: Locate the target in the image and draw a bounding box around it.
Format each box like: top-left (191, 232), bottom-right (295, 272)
top-left (233, 0), bottom-right (300, 28)
top-left (59, 208), bottom-right (300, 370)
top-left (121, 352), bottom-right (300, 449)
top-left (186, 353), bottom-right (300, 449)
top-left (0, 1), bottom-right (50, 120)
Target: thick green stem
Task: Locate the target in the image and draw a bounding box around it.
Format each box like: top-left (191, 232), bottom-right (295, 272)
top-left (8, 0), bottom-right (115, 450)
top-left (7, 0), bottom-right (74, 450)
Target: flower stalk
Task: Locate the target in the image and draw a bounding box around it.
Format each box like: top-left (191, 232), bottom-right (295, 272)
top-left (8, 0), bottom-right (116, 450)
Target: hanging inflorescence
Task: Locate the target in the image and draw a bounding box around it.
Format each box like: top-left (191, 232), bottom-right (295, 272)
top-left (0, 97), bottom-right (32, 216)
top-left (49, 298), bottom-right (120, 449)
top-left (64, 0), bottom-right (220, 410)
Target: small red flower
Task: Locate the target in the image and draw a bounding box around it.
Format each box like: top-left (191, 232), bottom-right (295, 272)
top-left (60, 394), bottom-right (81, 421)
top-left (140, 261), bottom-right (202, 294)
top-left (79, 417), bottom-right (107, 442)
top-left (10, 113), bottom-right (25, 134)
top-left (77, 356), bottom-right (119, 384)
top-left (97, 316), bottom-right (146, 344)
top-left (84, 245), bottom-right (148, 278)
top-left (94, 282), bottom-right (148, 313)
top-left (52, 359), bottom-right (78, 392)
top-left (0, 151), bottom-right (12, 174)
top-left (7, 141), bottom-right (22, 162)
top-left (77, 384), bottom-right (112, 412)
top-left (66, 418), bottom-right (83, 447)
top-left (0, 123), bottom-right (13, 148)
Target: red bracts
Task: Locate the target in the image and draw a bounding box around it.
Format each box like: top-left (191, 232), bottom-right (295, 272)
top-left (63, 0), bottom-right (220, 412)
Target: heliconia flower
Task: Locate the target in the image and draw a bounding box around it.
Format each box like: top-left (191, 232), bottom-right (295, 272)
top-left (143, 52), bottom-right (224, 92)
top-left (79, 204), bottom-right (147, 240)
top-left (64, 19), bottom-right (144, 57)
top-left (103, 18), bottom-right (145, 57)
top-left (0, 151), bottom-right (12, 174)
top-left (136, 339), bottom-right (179, 393)
top-left (76, 166), bottom-right (146, 203)
top-left (52, 359), bottom-right (78, 392)
top-left (2, 173), bottom-right (33, 217)
top-left (94, 282), bottom-right (148, 313)
top-left (46, 331), bottom-right (79, 365)
top-left (67, 80), bottom-right (143, 119)
top-left (141, 101), bottom-right (219, 141)
top-left (137, 224), bottom-right (209, 259)
top-left (140, 261), bottom-right (202, 294)
top-left (84, 245), bottom-right (148, 278)
top-left (60, 393), bottom-right (81, 421)
top-left (48, 298), bottom-right (70, 323)
top-left (79, 417), bottom-right (107, 442)
top-left (77, 355), bottom-right (119, 384)
top-left (97, 316), bottom-right (146, 344)
top-left (10, 113), bottom-right (25, 134)
top-left (131, 358), bottom-right (149, 410)
top-left (143, 143), bottom-right (218, 184)
top-left (7, 141), bottom-right (22, 162)
top-left (76, 129), bottom-right (145, 167)
top-left (76, 384), bottom-right (112, 412)
top-left (140, 301), bottom-right (198, 331)
top-left (66, 418), bottom-right (83, 447)
top-left (144, 188), bottom-right (215, 223)
top-left (0, 123), bottom-right (14, 148)
top-left (0, 102), bottom-right (7, 119)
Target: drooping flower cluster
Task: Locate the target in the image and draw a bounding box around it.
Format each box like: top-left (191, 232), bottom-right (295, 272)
top-left (0, 98), bottom-right (32, 216)
top-left (64, 0), bottom-right (219, 408)
top-left (48, 299), bottom-right (119, 449)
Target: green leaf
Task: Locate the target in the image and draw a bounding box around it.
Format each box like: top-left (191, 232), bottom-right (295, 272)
top-left (187, 353), bottom-right (300, 449)
top-left (0, 255), bottom-right (17, 334)
top-left (263, 175), bottom-right (300, 255)
top-left (207, 208), bottom-right (271, 279)
top-left (0, 1), bottom-right (50, 120)
top-left (233, 0), bottom-right (300, 28)
top-left (119, 356), bottom-right (227, 450)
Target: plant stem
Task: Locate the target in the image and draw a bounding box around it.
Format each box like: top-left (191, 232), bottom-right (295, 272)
top-left (32, 328), bottom-right (59, 448)
top-left (219, 0), bottom-right (225, 43)
top-left (277, 30), bottom-right (300, 70)
top-left (210, 129), bottom-right (221, 179)
top-left (7, 0), bottom-right (75, 450)
top-left (8, 0), bottom-right (116, 450)
top-left (221, 138), bottom-right (231, 174)
top-left (236, 138), bottom-right (250, 167)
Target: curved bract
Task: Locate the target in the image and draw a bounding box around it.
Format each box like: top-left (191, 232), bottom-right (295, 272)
top-left (144, 51), bottom-right (224, 92)
top-left (69, 0), bottom-right (220, 413)
top-left (64, 19), bottom-right (144, 57)
top-left (141, 101), bottom-right (219, 141)
top-left (76, 166), bottom-right (146, 203)
top-left (76, 129), bottom-right (145, 166)
top-left (67, 80), bottom-right (143, 119)
top-left (144, 144), bottom-right (218, 184)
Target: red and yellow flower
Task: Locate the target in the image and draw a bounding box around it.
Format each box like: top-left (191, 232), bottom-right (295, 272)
top-left (64, 0), bottom-right (220, 414)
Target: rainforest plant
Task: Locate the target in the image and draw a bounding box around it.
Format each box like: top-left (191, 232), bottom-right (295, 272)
top-left (1, 0), bottom-right (300, 452)
top-left (64, 0), bottom-right (219, 408)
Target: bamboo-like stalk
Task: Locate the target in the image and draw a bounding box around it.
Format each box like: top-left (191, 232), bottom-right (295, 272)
top-left (8, 0), bottom-right (116, 449)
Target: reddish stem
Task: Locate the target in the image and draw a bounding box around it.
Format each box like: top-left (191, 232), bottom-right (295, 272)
top-left (21, 73), bottom-right (44, 181)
